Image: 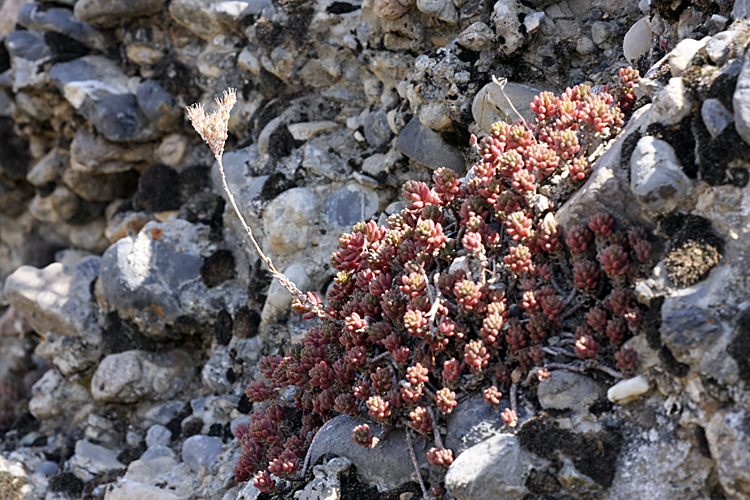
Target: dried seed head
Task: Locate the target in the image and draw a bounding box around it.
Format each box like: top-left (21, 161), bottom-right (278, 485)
top-left (186, 88), bottom-right (237, 160)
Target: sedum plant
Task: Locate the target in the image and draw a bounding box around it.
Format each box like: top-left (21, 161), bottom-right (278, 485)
top-left (189, 68), bottom-right (647, 498)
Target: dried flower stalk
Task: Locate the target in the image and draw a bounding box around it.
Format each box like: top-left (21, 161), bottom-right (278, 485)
top-left (187, 89), bottom-right (330, 319)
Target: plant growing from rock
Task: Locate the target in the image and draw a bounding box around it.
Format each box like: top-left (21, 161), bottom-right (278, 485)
top-left (204, 69), bottom-right (648, 497)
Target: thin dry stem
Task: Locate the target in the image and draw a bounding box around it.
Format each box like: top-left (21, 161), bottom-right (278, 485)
top-left (187, 89), bottom-right (331, 320)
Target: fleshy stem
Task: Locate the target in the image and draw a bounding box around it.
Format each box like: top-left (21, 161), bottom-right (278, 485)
top-left (186, 89), bottom-right (332, 320)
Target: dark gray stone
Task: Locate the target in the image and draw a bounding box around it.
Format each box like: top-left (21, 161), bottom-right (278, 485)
top-left (662, 306), bottom-right (722, 367)
top-left (445, 397), bottom-right (507, 455)
top-left (324, 183), bottom-right (379, 228)
top-left (5, 31), bottom-right (52, 61)
top-left (17, 3), bottom-right (106, 50)
top-left (364, 110), bottom-right (392, 147)
top-left (309, 415), bottom-right (426, 492)
top-left (397, 117), bottom-right (465, 171)
top-left (99, 222), bottom-right (205, 325)
top-left (50, 57), bottom-right (171, 142)
top-left (136, 80), bottom-right (180, 128)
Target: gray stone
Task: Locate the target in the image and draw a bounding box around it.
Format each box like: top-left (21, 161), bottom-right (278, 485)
top-left (705, 408), bottom-right (750, 499)
top-left (28, 368), bottom-right (93, 422)
top-left (74, 0), bottom-right (166, 28)
top-left (3, 256), bottom-right (101, 340)
top-left (576, 36), bottom-right (597, 55)
top-left (146, 425), bottom-right (172, 448)
top-left (416, 0), bottom-right (457, 23)
top-left (201, 348), bottom-right (235, 393)
top-left (28, 185), bottom-right (81, 223)
top-left (263, 188), bottom-right (319, 255)
top-left (397, 117), bottom-right (465, 172)
top-left (445, 397), bottom-right (507, 455)
top-left (136, 80), bottom-right (181, 129)
top-left (26, 147), bottom-right (65, 186)
top-left (419, 101), bottom-right (452, 131)
top-left (71, 127), bottom-right (154, 175)
top-left (140, 445), bottom-right (177, 461)
top-left (261, 263), bottom-right (310, 324)
top-left (35, 461), bottom-right (59, 476)
top-left (190, 395), bottom-right (236, 431)
top-left (5, 31), bottom-right (52, 61)
top-left (237, 482), bottom-right (261, 500)
top-left (139, 401), bottom-right (186, 427)
top-left (324, 183), bottom-right (379, 229)
top-left (17, 3), bottom-right (107, 50)
top-left (85, 414), bottom-right (119, 448)
top-left (630, 136), bottom-right (693, 215)
top-left (457, 22), bottom-right (495, 51)
top-left (66, 440), bottom-right (125, 482)
top-left (288, 121), bottom-right (339, 141)
top-left (34, 331), bottom-right (100, 376)
top-left (661, 304), bottom-right (733, 379)
top-left (537, 371), bottom-right (602, 412)
top-left (444, 433), bottom-right (528, 500)
top-left (362, 148), bottom-right (401, 177)
top-left (169, 0), bottom-right (247, 39)
top-left (492, 0), bottom-right (527, 56)
top-left (734, 0), bottom-right (750, 19)
top-left (294, 457), bottom-right (351, 500)
top-left (472, 81), bottom-right (540, 132)
top-left (734, 46), bottom-right (750, 146)
top-left (63, 168), bottom-right (138, 202)
top-left (701, 98), bottom-right (733, 138)
top-left (49, 56), bottom-right (169, 142)
top-left (705, 31), bottom-right (734, 65)
top-left (308, 415), bottom-right (425, 492)
top-left (591, 21), bottom-right (614, 46)
top-left (363, 110), bottom-right (392, 147)
top-left (181, 435), bottom-right (223, 473)
top-left (90, 350), bottom-right (192, 403)
top-left (98, 219), bottom-right (247, 334)
top-left (125, 456), bottom-right (179, 484)
top-left (524, 11), bottom-right (544, 34)
top-left (302, 143), bottom-right (348, 179)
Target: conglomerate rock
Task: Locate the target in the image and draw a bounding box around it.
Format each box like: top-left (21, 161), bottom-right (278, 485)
top-left (1, 1), bottom-right (749, 499)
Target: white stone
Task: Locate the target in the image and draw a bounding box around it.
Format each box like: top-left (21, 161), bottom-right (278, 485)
top-left (669, 38), bottom-right (706, 77)
top-left (733, 46), bottom-right (750, 146)
top-left (607, 375), bottom-right (650, 404)
top-left (630, 136), bottom-right (693, 215)
top-left (649, 77), bottom-right (691, 126)
top-left (623, 17), bottom-right (652, 64)
top-left (105, 478), bottom-right (182, 500)
top-left (262, 187), bottom-right (319, 254)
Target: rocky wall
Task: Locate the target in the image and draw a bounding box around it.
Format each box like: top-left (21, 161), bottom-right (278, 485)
top-left (0, 0), bottom-right (749, 499)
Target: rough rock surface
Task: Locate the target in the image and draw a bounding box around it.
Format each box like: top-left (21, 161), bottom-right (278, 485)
top-left (1, 1), bottom-right (750, 500)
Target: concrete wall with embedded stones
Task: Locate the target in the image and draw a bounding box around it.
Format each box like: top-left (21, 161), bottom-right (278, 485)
top-left (2, 0), bottom-right (750, 499)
